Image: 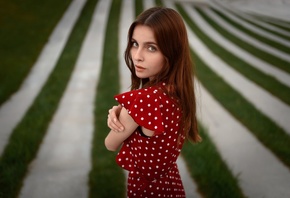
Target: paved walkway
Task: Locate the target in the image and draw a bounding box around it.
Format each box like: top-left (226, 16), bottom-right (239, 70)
top-left (19, 0), bottom-right (110, 197)
top-left (0, 0), bottom-right (289, 197)
top-left (212, 2), bottom-right (290, 47)
top-left (197, 6), bottom-right (290, 87)
top-left (0, 0), bottom-right (86, 155)
top-left (167, 2), bottom-right (290, 197)
top-left (211, 2), bottom-right (290, 63)
top-left (182, 3), bottom-right (290, 134)
top-left (216, 0), bottom-right (290, 22)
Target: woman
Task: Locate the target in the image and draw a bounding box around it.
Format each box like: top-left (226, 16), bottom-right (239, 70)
top-left (105, 7), bottom-right (201, 197)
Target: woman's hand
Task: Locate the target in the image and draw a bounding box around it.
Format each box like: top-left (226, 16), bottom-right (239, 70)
top-left (105, 105), bottom-right (138, 151)
top-left (107, 105), bottom-right (124, 132)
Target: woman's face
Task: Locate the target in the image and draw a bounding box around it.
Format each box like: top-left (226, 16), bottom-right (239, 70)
top-left (130, 25), bottom-right (165, 81)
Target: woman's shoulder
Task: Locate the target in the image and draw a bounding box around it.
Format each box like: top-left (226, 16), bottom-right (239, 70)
top-left (114, 82), bottom-right (177, 108)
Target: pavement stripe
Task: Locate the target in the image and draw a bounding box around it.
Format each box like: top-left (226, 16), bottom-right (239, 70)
top-left (19, 0), bottom-right (111, 197)
top-left (213, 0), bottom-right (290, 37)
top-left (208, 1), bottom-right (290, 63)
top-left (119, 0), bottom-right (134, 93)
top-left (171, 2), bottom-right (290, 197)
top-left (209, 1), bottom-right (290, 47)
top-left (212, 0), bottom-right (290, 27)
top-left (264, 19), bottom-right (290, 30)
top-left (197, 7), bottom-right (290, 88)
top-left (143, 0), bottom-right (155, 10)
top-left (0, 0), bottom-right (289, 197)
top-left (196, 81), bottom-right (290, 198)
top-left (0, 0), bottom-right (86, 155)
top-left (182, 4), bottom-right (290, 135)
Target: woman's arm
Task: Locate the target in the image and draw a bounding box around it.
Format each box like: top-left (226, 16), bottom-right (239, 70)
top-left (105, 107), bottom-right (138, 151)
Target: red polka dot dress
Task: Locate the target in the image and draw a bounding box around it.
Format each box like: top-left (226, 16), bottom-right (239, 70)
top-left (114, 83), bottom-right (186, 197)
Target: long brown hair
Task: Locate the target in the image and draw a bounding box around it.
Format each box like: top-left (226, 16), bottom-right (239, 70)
top-left (124, 7), bottom-right (201, 143)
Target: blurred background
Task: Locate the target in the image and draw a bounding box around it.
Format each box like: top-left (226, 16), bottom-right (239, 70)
top-left (0, 0), bottom-right (290, 197)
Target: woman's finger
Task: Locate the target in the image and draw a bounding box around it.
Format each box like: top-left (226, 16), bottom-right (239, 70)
top-left (109, 106), bottom-right (124, 131)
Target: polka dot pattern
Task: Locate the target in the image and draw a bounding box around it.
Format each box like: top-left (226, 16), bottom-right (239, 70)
top-left (114, 83), bottom-right (186, 197)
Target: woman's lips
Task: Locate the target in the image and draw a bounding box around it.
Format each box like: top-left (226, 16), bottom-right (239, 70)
top-left (135, 65), bottom-right (145, 72)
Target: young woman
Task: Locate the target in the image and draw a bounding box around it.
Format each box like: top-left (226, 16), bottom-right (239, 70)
top-left (105, 7), bottom-right (201, 197)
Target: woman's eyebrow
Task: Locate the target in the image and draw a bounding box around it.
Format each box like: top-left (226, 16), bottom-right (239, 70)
top-left (131, 37), bottom-right (157, 45)
top-left (144, 41), bottom-right (157, 45)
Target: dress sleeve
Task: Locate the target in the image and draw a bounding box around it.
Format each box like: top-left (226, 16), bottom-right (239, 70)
top-left (114, 90), bottom-right (165, 135)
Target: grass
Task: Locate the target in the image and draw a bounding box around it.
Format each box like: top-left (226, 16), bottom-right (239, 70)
top-left (0, 0), bottom-right (98, 197)
top-left (210, 8), bottom-right (290, 55)
top-left (155, 0), bottom-right (163, 7)
top-left (176, 3), bottom-right (290, 169)
top-left (135, 0), bottom-right (143, 17)
top-left (230, 13), bottom-right (290, 41)
top-left (88, 0), bottom-right (125, 197)
top-left (182, 124), bottom-right (245, 198)
top-left (253, 16), bottom-right (290, 32)
top-left (194, 7), bottom-right (290, 106)
top-left (266, 21), bottom-right (290, 32)
top-left (214, 4), bottom-right (290, 41)
top-left (208, 7), bottom-right (290, 74)
top-left (1, 1), bottom-right (289, 198)
top-left (0, 0), bottom-right (72, 106)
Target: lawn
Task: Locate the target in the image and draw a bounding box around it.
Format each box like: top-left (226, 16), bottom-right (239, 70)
top-left (0, 0), bottom-right (289, 197)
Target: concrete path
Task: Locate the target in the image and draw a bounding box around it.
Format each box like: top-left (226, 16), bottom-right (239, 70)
top-left (182, 3), bottom-right (290, 134)
top-left (119, 0), bottom-right (134, 94)
top-left (196, 81), bottom-right (290, 198)
top-left (213, 0), bottom-right (290, 37)
top-left (175, 1), bottom-right (290, 197)
top-left (208, 1), bottom-right (290, 63)
top-left (190, 5), bottom-right (290, 87)
top-left (19, 0), bottom-right (111, 197)
top-left (0, 0), bottom-right (289, 197)
top-left (210, 1), bottom-right (290, 47)
top-left (214, 0), bottom-right (290, 22)
top-left (143, 0), bottom-right (155, 9)
top-left (0, 0), bottom-right (86, 155)
top-left (167, 0), bottom-right (290, 198)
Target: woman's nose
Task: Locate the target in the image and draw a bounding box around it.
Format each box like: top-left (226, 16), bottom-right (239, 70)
top-left (133, 48), bottom-right (144, 62)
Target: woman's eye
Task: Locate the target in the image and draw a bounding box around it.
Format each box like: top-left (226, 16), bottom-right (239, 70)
top-left (148, 46), bottom-right (156, 52)
top-left (132, 41), bottom-right (138, 47)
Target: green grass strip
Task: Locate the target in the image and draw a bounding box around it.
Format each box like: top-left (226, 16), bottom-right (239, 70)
top-left (0, 0), bottom-right (72, 106)
top-left (219, 7), bottom-right (290, 41)
top-left (210, 7), bottom-right (290, 55)
top-left (266, 21), bottom-right (290, 32)
top-left (182, 124), bottom-right (245, 198)
top-left (254, 16), bottom-right (290, 32)
top-left (205, 7), bottom-right (290, 74)
top-left (241, 18), bottom-right (290, 41)
top-left (193, 8), bottom-right (290, 106)
top-left (0, 0), bottom-right (98, 197)
top-left (155, 0), bottom-right (163, 7)
top-left (88, 0), bottom-right (125, 197)
top-left (135, 0), bottom-right (143, 17)
top-left (177, 3), bottom-right (290, 170)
